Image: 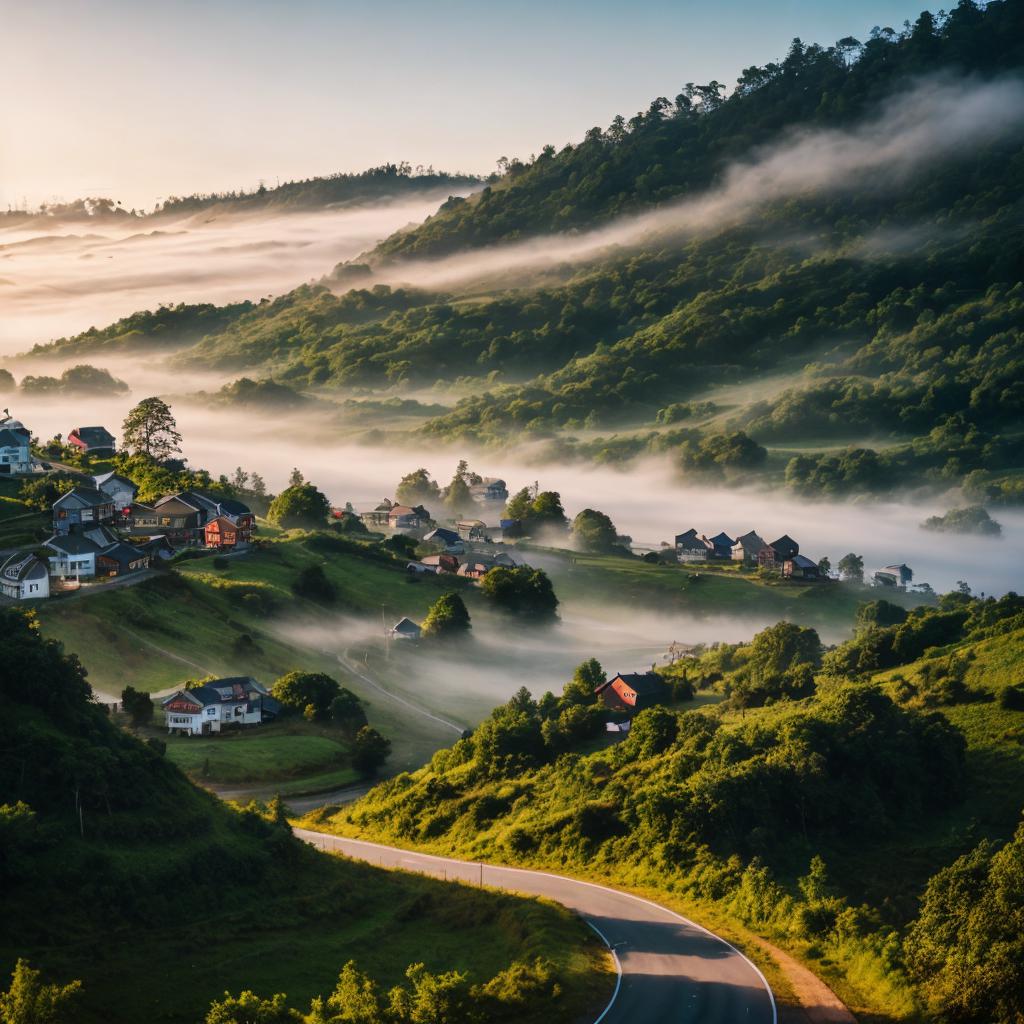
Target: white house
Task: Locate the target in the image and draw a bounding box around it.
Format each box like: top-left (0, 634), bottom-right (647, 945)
top-left (93, 472), bottom-right (138, 513)
top-left (391, 617), bottom-right (422, 640)
top-left (0, 420), bottom-right (32, 475)
top-left (161, 677), bottom-right (279, 736)
top-left (0, 551), bottom-right (50, 600)
top-left (44, 533), bottom-right (100, 578)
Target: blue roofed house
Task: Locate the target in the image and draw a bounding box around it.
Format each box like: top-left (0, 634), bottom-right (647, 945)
top-left (674, 528), bottom-right (710, 563)
top-left (705, 532), bottom-right (735, 559)
top-left (52, 487), bottom-right (116, 535)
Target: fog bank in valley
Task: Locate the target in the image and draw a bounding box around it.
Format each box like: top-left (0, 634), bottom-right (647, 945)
top-left (0, 193), bottom-right (459, 356)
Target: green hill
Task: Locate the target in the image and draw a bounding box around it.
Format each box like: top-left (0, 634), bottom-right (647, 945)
top-left (0, 607), bottom-right (609, 1023)
top-left (309, 592), bottom-right (1024, 1023)
top-left (128, 1), bottom-right (1022, 500)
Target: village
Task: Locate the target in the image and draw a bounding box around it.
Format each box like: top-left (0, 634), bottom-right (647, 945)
top-left (2, 406), bottom-right (920, 738)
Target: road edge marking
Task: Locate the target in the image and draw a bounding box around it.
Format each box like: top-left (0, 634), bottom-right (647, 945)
top-left (584, 920), bottom-right (622, 1024)
top-left (295, 829), bottom-right (778, 1024)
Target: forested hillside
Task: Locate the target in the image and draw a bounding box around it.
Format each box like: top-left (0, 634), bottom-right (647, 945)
top-left (315, 591), bottom-right (1024, 1023)
top-left (37, 1), bottom-right (1024, 501)
top-left (0, 608), bottom-right (605, 1024)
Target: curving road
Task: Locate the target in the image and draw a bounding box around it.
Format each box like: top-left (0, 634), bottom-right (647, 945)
top-left (294, 829), bottom-right (776, 1024)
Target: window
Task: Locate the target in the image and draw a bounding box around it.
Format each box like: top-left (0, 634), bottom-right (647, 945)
top-left (207, 707), bottom-right (217, 716)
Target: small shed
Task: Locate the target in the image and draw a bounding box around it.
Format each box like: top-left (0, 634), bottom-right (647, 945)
top-left (391, 617), bottom-right (422, 640)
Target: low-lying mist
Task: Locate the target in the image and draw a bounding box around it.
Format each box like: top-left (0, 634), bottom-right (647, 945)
top-left (0, 192), bottom-right (460, 356)
top-left (362, 75), bottom-right (1024, 292)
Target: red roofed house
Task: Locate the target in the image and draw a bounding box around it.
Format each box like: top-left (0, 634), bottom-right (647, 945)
top-left (594, 672), bottom-right (668, 714)
top-left (205, 515), bottom-right (241, 549)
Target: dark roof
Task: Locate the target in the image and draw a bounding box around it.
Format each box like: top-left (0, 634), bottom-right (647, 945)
top-left (392, 617), bottom-right (422, 635)
top-left (769, 534), bottom-right (799, 556)
top-left (45, 533), bottom-right (100, 555)
top-left (54, 486), bottom-right (113, 509)
top-left (734, 530), bottom-right (766, 549)
top-left (1, 551), bottom-right (47, 583)
top-left (217, 497), bottom-right (251, 516)
top-left (71, 426), bottom-right (115, 447)
top-left (708, 531), bottom-right (735, 546)
top-left (674, 528), bottom-right (704, 547)
top-left (596, 672), bottom-right (666, 697)
top-left (790, 554), bottom-right (818, 569)
top-left (0, 428), bottom-right (28, 448)
top-left (163, 677), bottom-right (266, 709)
top-left (152, 495), bottom-right (202, 516)
top-left (99, 542), bottom-right (148, 566)
top-left (425, 527), bottom-right (460, 544)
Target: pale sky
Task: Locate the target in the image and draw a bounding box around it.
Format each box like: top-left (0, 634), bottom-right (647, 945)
top-left (2, 0), bottom-right (933, 211)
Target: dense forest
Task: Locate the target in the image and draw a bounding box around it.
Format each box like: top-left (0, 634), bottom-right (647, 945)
top-left (319, 590), bottom-right (1024, 1023)
top-left (26, 0), bottom-right (1024, 507)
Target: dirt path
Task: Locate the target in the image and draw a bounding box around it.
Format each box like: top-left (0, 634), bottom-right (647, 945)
top-left (753, 937), bottom-right (857, 1024)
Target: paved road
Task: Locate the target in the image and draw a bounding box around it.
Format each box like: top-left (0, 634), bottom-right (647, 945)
top-left (295, 829), bottom-right (776, 1024)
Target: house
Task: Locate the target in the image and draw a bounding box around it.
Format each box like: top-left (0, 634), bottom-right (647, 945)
top-left (732, 530), bottom-right (767, 564)
top-left (215, 497), bottom-right (255, 542)
top-left (456, 560), bottom-right (492, 580)
top-left (45, 533), bottom-right (100, 578)
top-left (874, 564), bottom-right (914, 589)
top-left (674, 528), bottom-right (710, 563)
top-left (205, 515), bottom-right (243, 549)
top-left (406, 561), bottom-right (438, 575)
top-left (361, 499), bottom-right (394, 528)
top-left (68, 426), bottom-right (116, 455)
top-left (161, 677), bottom-right (280, 736)
top-left (0, 419), bottom-right (32, 475)
top-left (391, 617), bottom-right (422, 640)
top-left (388, 504), bottom-right (430, 531)
top-left (0, 551), bottom-right (50, 600)
top-left (96, 542), bottom-right (149, 577)
top-left (93, 472), bottom-right (137, 514)
top-left (457, 519), bottom-right (488, 541)
top-left (139, 535), bottom-right (175, 561)
top-left (757, 544), bottom-right (778, 569)
top-left (783, 554), bottom-right (820, 580)
top-left (134, 494), bottom-right (204, 543)
top-left (594, 672), bottom-right (668, 713)
top-left (705, 531), bottom-right (735, 559)
top-left (424, 527), bottom-right (462, 549)
top-left (420, 553), bottom-right (460, 573)
top-left (769, 535), bottom-right (800, 562)
top-left (470, 478), bottom-right (508, 504)
top-left (52, 487), bottom-right (116, 535)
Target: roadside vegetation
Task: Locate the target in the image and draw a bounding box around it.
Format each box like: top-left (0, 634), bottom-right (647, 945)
top-left (311, 591), bottom-right (1024, 1024)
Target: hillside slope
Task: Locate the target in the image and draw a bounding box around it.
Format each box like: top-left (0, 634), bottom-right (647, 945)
top-left (0, 607), bottom-right (607, 1023)
top-left (310, 592), bottom-right (1024, 1023)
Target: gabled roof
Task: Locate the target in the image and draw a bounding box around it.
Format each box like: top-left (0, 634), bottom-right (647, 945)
top-left (161, 677), bottom-right (266, 709)
top-left (708, 531), bottom-right (735, 546)
top-left (217, 497), bottom-right (251, 517)
top-left (769, 534), bottom-right (799, 555)
top-left (733, 530), bottom-right (766, 549)
top-left (392, 617), bottom-right (422, 636)
top-left (54, 486), bottom-right (114, 509)
top-left (93, 471), bottom-right (136, 492)
top-left (98, 541), bottom-right (148, 566)
top-left (152, 495), bottom-right (202, 516)
top-left (0, 428), bottom-right (28, 448)
top-left (70, 426), bottom-right (115, 447)
top-left (595, 671), bottom-right (665, 697)
top-left (45, 533), bottom-right (101, 555)
top-left (82, 525), bottom-right (120, 547)
top-left (1, 551), bottom-right (47, 583)
top-left (789, 554), bottom-right (818, 569)
top-left (424, 527), bottom-right (460, 544)
top-left (205, 515), bottom-right (239, 531)
top-left (674, 528), bottom-right (705, 547)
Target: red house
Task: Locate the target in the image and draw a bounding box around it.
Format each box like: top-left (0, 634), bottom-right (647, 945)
top-left (594, 672), bottom-right (668, 713)
top-left (205, 515), bottom-right (241, 549)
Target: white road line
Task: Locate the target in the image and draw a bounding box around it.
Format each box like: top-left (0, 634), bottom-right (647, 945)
top-left (585, 920), bottom-right (623, 1024)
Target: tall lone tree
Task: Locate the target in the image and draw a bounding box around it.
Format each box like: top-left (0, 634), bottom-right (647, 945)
top-left (121, 397), bottom-right (182, 461)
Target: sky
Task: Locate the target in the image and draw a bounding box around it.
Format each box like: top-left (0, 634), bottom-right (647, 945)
top-left (2, 0), bottom-right (935, 211)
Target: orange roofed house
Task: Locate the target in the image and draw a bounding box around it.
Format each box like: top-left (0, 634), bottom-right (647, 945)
top-left (594, 671), bottom-right (668, 714)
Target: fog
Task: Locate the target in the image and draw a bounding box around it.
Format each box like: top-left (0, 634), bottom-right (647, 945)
top-left (10, 385), bottom-right (1020, 599)
top-left (362, 75), bottom-right (1024, 292)
top-left (0, 193), bottom-right (459, 356)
